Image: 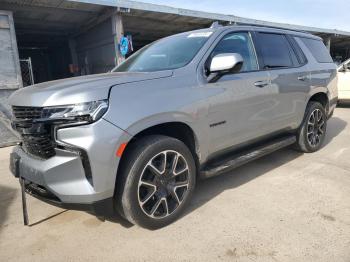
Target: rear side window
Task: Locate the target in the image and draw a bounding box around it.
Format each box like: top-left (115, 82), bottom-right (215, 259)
top-left (300, 38), bottom-right (333, 63)
top-left (256, 33), bottom-right (297, 68)
top-left (288, 36), bottom-right (307, 65)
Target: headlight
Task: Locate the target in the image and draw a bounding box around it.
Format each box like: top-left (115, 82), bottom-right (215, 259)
top-left (41, 100), bottom-right (108, 123)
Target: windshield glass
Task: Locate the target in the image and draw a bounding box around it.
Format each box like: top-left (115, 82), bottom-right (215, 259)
top-left (112, 31), bottom-right (212, 72)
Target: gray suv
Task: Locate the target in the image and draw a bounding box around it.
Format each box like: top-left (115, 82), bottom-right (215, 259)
top-left (9, 25), bottom-right (337, 229)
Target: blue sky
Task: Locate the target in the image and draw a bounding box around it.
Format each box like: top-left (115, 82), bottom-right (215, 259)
top-left (138, 0), bottom-right (350, 32)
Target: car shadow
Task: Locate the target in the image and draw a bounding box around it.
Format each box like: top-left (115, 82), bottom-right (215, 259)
top-left (99, 149), bottom-right (303, 229)
top-left (337, 102), bottom-right (350, 108)
top-left (96, 211), bottom-right (134, 228)
top-left (322, 116), bottom-right (347, 147)
top-left (182, 116), bottom-right (347, 223)
top-left (0, 185), bottom-right (17, 235)
top-left (185, 147), bottom-right (302, 218)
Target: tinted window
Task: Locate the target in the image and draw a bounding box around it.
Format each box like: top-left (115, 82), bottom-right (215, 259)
top-left (290, 36), bottom-right (307, 65)
top-left (257, 33), bottom-right (295, 68)
top-left (112, 31), bottom-right (212, 72)
top-left (208, 32), bottom-right (258, 73)
top-left (300, 37), bottom-right (333, 63)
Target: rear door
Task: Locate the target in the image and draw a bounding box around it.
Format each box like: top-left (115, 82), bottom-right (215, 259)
top-left (253, 31), bottom-right (310, 131)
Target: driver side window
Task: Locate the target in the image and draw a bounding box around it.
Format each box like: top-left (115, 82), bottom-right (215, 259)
top-left (206, 32), bottom-right (258, 75)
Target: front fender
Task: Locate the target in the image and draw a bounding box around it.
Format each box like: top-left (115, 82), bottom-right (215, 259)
top-left (109, 112), bottom-right (208, 164)
top-left (103, 80), bottom-right (212, 162)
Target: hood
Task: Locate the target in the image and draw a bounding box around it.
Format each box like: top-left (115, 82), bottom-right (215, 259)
top-left (8, 71), bottom-right (173, 107)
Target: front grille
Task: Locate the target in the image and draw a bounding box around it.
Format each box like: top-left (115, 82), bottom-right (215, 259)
top-left (12, 106), bottom-right (56, 159)
top-left (22, 134), bottom-right (56, 159)
top-left (12, 106), bottom-right (43, 120)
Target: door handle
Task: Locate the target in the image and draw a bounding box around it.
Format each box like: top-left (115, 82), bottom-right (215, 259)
top-left (297, 75), bottom-right (308, 81)
top-left (254, 81), bottom-right (269, 88)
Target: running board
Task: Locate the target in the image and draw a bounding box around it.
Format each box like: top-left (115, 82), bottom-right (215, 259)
top-left (200, 135), bottom-right (296, 179)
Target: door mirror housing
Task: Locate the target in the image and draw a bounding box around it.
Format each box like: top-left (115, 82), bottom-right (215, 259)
top-left (346, 64), bottom-right (350, 71)
top-left (208, 53), bottom-right (244, 83)
top-left (342, 64), bottom-right (348, 72)
top-left (339, 63), bottom-right (350, 72)
top-left (210, 53), bottom-right (244, 74)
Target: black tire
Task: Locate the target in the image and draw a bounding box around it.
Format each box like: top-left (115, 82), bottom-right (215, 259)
top-left (115, 135), bottom-right (196, 229)
top-left (295, 101), bottom-right (327, 153)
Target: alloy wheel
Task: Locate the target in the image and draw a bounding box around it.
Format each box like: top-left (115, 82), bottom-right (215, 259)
top-left (307, 108), bottom-right (325, 147)
top-left (137, 150), bottom-right (190, 219)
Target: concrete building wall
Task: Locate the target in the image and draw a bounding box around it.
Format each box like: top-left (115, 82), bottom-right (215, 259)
top-left (0, 11), bottom-right (21, 90)
top-left (74, 18), bottom-right (116, 75)
top-left (0, 10), bottom-right (21, 140)
top-left (0, 12), bottom-right (19, 145)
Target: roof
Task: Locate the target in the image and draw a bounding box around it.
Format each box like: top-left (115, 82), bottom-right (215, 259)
top-left (1, 0), bottom-right (349, 51)
top-left (72, 0), bottom-right (350, 37)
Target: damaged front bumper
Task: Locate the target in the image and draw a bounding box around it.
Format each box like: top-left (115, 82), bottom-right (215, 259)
top-left (9, 118), bottom-right (131, 217)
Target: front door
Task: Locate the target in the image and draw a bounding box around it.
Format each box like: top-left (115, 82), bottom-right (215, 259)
top-left (201, 31), bottom-right (275, 155)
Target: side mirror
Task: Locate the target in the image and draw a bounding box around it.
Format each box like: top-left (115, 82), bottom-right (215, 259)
top-left (208, 53), bottom-right (244, 82)
top-left (340, 64), bottom-right (350, 72)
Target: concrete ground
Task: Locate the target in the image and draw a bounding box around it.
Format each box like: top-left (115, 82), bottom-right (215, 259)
top-left (1, 108), bottom-right (350, 262)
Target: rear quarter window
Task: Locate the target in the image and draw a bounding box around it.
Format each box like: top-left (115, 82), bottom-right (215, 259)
top-left (299, 38), bottom-right (333, 63)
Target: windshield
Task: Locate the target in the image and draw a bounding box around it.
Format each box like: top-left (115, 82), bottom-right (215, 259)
top-left (112, 31), bottom-right (212, 72)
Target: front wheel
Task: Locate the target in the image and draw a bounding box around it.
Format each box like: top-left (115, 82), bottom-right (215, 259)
top-left (116, 135), bottom-right (196, 229)
top-left (295, 101), bottom-right (327, 153)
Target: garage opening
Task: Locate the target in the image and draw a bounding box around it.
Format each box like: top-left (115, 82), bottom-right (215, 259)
top-left (17, 34), bottom-right (72, 85)
top-left (3, 1), bottom-right (117, 85)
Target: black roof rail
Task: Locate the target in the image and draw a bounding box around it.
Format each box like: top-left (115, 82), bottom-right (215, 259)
top-left (232, 22), bottom-right (310, 35)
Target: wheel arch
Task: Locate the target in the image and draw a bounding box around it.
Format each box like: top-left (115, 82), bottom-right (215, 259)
top-left (128, 121), bottom-right (200, 159)
top-left (307, 91), bottom-right (329, 113)
top-left (115, 120), bottom-right (201, 195)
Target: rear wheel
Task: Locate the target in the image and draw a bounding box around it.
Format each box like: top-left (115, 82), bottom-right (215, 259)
top-left (295, 101), bottom-right (327, 153)
top-left (116, 135), bottom-right (196, 229)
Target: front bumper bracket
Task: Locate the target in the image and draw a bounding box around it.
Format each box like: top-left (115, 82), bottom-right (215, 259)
top-left (18, 178), bottom-right (115, 226)
top-left (20, 177), bottom-right (29, 226)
